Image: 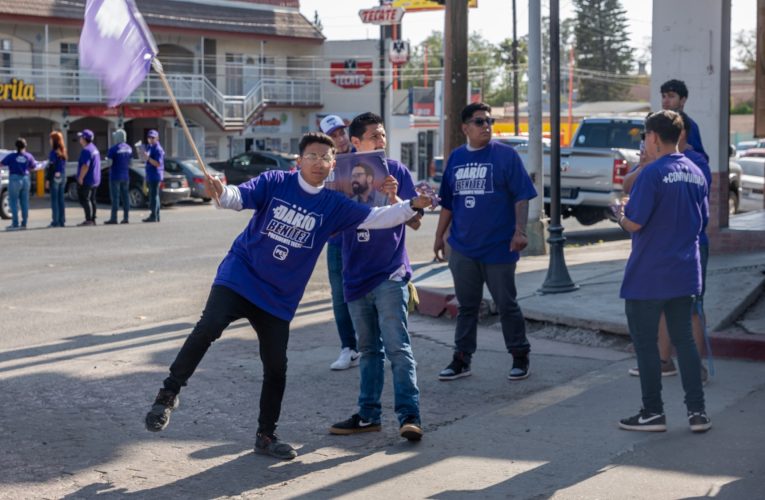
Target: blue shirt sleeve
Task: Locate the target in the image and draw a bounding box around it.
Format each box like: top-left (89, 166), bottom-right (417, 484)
top-left (438, 152), bottom-right (457, 211)
top-left (505, 149), bottom-right (537, 201)
top-left (396, 163), bottom-right (417, 200)
top-left (107, 145), bottom-right (116, 160)
top-left (79, 149), bottom-right (92, 166)
top-left (688, 119), bottom-right (708, 162)
top-left (237, 172), bottom-right (270, 211)
top-left (0, 154), bottom-right (10, 167)
top-left (332, 195), bottom-right (374, 232)
top-left (625, 165), bottom-right (658, 226)
top-left (150, 145), bottom-right (163, 162)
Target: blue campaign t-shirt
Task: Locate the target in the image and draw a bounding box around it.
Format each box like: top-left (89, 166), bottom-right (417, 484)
top-left (341, 159), bottom-right (417, 302)
top-left (213, 170), bottom-right (373, 321)
top-left (48, 151), bottom-right (66, 176)
top-left (438, 141), bottom-right (537, 264)
top-left (684, 148), bottom-right (712, 246)
top-left (686, 115), bottom-right (708, 162)
top-left (145, 143), bottom-right (164, 182)
top-left (107, 143), bottom-right (133, 182)
top-left (78, 143), bottom-right (101, 187)
top-left (2, 152), bottom-right (36, 176)
top-left (620, 153), bottom-right (708, 300)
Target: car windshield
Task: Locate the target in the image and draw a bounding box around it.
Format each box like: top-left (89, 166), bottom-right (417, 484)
top-left (574, 121), bottom-right (643, 150)
top-left (181, 160), bottom-right (221, 176)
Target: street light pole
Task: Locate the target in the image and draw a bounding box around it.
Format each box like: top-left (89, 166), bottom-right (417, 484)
top-left (512, 0), bottom-right (519, 135)
top-left (539, 0), bottom-right (578, 294)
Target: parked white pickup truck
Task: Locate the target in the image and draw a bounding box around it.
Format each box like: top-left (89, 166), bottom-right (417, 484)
top-left (515, 116), bottom-right (643, 225)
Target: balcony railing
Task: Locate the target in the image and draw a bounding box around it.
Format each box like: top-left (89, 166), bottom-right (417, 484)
top-left (2, 66), bottom-right (321, 129)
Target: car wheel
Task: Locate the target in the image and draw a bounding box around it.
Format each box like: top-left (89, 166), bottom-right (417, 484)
top-left (0, 190), bottom-right (9, 219)
top-left (201, 197), bottom-right (212, 203)
top-left (67, 181), bottom-right (79, 201)
top-left (129, 187), bottom-right (147, 208)
top-left (729, 190), bottom-right (739, 215)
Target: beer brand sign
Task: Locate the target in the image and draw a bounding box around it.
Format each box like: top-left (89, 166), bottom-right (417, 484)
top-left (0, 79), bottom-right (36, 101)
top-left (330, 59), bottom-right (373, 89)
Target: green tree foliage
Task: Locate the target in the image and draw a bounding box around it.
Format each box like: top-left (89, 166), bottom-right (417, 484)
top-left (572, 0), bottom-right (634, 101)
top-left (734, 29), bottom-right (756, 71)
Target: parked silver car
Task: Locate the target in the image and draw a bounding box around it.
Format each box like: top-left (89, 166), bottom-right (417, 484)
top-left (165, 158), bottom-right (227, 202)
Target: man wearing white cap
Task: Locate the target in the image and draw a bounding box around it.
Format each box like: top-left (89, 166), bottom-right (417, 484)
top-left (141, 129), bottom-right (164, 223)
top-left (319, 115), bottom-right (359, 370)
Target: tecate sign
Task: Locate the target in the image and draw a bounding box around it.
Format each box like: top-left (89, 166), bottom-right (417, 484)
top-left (358, 6), bottom-right (405, 25)
top-left (331, 60), bottom-right (374, 89)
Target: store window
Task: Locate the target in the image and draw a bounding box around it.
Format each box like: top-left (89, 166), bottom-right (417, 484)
top-left (225, 53), bottom-right (244, 95)
top-left (60, 42), bottom-right (79, 96)
top-left (400, 142), bottom-right (416, 172)
top-left (0, 39), bottom-right (11, 77)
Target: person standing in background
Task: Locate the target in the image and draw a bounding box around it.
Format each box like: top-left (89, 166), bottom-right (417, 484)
top-left (141, 129), bottom-right (164, 223)
top-left (2, 138), bottom-right (38, 231)
top-left (76, 129), bottom-right (101, 226)
top-left (105, 129), bottom-right (133, 224)
top-left (46, 131), bottom-right (68, 228)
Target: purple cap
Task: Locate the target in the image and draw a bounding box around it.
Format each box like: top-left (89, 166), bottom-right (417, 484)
top-left (147, 129), bottom-right (159, 138)
top-left (319, 115), bottom-right (346, 135)
top-left (77, 129), bottom-right (94, 141)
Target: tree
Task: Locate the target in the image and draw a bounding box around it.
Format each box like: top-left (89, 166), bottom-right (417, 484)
top-left (572, 0), bottom-right (634, 101)
top-left (734, 29), bottom-right (756, 71)
top-left (486, 36), bottom-right (529, 106)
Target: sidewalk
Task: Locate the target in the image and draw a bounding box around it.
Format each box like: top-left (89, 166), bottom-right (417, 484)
top-left (413, 237), bottom-right (765, 362)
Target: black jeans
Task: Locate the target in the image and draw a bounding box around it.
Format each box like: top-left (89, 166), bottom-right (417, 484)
top-left (448, 249), bottom-right (530, 360)
top-left (77, 184), bottom-right (97, 221)
top-left (164, 285), bottom-right (290, 435)
top-left (625, 296), bottom-right (705, 414)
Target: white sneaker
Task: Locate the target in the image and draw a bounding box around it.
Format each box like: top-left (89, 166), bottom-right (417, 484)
top-left (330, 348), bottom-right (360, 370)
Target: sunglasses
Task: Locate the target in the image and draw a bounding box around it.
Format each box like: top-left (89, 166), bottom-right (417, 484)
top-left (467, 117), bottom-right (496, 127)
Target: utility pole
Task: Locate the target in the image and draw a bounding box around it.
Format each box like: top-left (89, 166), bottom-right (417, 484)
top-left (539, 0), bottom-right (577, 294)
top-left (512, 0), bottom-right (519, 135)
top-left (525, 0), bottom-right (546, 256)
top-left (379, 0), bottom-right (386, 120)
top-left (442, 0), bottom-right (469, 157)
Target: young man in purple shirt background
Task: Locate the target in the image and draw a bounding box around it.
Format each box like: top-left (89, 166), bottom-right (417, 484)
top-left (76, 129), bottom-right (101, 226)
top-left (105, 129), bottom-right (133, 225)
top-left (329, 112), bottom-right (424, 441)
top-left (144, 132), bottom-right (431, 460)
top-left (319, 114), bottom-right (360, 371)
top-left (617, 110), bottom-right (711, 433)
top-left (141, 129), bottom-right (164, 223)
top-left (1, 137), bottom-right (38, 230)
top-left (660, 79), bottom-right (707, 161)
top-left (434, 102), bottom-right (537, 382)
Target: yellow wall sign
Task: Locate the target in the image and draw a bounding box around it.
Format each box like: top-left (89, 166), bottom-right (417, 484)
top-left (0, 79), bottom-right (36, 101)
top-left (392, 0), bottom-right (478, 11)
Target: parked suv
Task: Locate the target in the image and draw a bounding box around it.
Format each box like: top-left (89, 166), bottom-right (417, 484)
top-left (209, 151), bottom-right (297, 185)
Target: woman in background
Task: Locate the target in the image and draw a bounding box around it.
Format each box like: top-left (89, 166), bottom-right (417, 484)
top-left (47, 131), bottom-right (68, 227)
top-left (1, 138), bottom-right (38, 230)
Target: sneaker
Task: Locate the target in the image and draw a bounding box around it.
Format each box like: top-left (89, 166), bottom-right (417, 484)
top-left (121, 219), bottom-right (129, 224)
top-left (104, 219), bottom-right (118, 225)
top-left (255, 432), bottom-right (297, 460)
top-left (330, 348), bottom-right (360, 370)
top-left (5, 225), bottom-right (19, 231)
top-left (628, 358), bottom-right (678, 377)
top-left (142, 217), bottom-right (157, 223)
top-left (329, 413), bottom-right (381, 435)
top-left (688, 411), bottom-right (712, 433)
top-left (438, 352), bottom-right (471, 381)
top-left (399, 416), bottom-right (424, 441)
top-left (619, 409), bottom-right (667, 432)
top-left (145, 388), bottom-right (179, 432)
top-left (77, 220), bottom-right (95, 227)
top-left (508, 355), bottom-right (530, 380)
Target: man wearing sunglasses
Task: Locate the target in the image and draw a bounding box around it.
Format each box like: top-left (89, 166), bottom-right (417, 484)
top-left (434, 102), bottom-right (537, 382)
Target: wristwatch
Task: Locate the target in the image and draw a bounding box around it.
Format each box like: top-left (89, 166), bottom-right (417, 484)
top-left (409, 198), bottom-right (416, 210)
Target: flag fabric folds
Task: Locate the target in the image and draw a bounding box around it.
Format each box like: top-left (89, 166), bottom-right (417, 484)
top-left (79, 0), bottom-right (159, 107)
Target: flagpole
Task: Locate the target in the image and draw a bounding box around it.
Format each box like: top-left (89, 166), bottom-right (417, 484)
top-left (151, 58), bottom-right (210, 177)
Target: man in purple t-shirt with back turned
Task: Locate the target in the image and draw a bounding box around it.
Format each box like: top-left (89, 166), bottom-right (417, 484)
top-left (76, 129), bottom-right (101, 226)
top-left (616, 110), bottom-right (711, 434)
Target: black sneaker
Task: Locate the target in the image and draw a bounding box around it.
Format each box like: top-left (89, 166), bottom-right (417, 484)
top-left (142, 217), bottom-right (157, 223)
top-left (688, 411), bottom-right (712, 433)
top-left (508, 355), bottom-right (530, 380)
top-left (120, 219), bottom-right (129, 224)
top-left (255, 432), bottom-right (297, 460)
top-left (438, 352), bottom-right (471, 381)
top-left (399, 416), bottom-right (424, 441)
top-left (145, 388), bottom-right (179, 432)
top-left (329, 413), bottom-right (381, 435)
top-left (104, 219), bottom-right (118, 225)
top-left (619, 409), bottom-right (667, 432)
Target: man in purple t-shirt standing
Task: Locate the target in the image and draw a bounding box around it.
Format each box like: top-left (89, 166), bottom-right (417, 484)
top-left (329, 112), bottom-right (424, 441)
top-left (141, 129), bottom-right (164, 223)
top-left (76, 129), bottom-right (101, 226)
top-left (617, 110), bottom-right (711, 434)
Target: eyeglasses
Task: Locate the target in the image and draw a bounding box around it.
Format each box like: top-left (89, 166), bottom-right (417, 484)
top-left (302, 152), bottom-right (334, 163)
top-left (467, 117), bottom-right (496, 127)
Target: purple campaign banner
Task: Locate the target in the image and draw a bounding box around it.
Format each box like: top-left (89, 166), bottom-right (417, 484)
top-left (80, 0), bottom-right (158, 107)
top-left (326, 150), bottom-right (391, 207)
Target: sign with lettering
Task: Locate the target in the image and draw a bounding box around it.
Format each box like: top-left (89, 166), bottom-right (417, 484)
top-left (392, 0), bottom-right (478, 12)
top-left (330, 60), bottom-right (373, 89)
top-left (0, 79), bottom-right (35, 101)
top-left (389, 40), bottom-right (410, 65)
top-left (358, 6), bottom-right (405, 25)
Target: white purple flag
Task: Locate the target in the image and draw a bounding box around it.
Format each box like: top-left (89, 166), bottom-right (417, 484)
top-left (79, 0), bottom-right (158, 107)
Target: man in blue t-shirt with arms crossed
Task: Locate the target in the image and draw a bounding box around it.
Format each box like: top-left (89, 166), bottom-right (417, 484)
top-left (616, 110), bottom-right (711, 433)
top-left (434, 102), bottom-right (537, 382)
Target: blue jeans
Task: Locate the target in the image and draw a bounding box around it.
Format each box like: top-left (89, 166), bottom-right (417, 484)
top-left (625, 296), bottom-right (705, 414)
top-left (110, 179), bottom-right (130, 222)
top-left (327, 242), bottom-right (356, 350)
top-left (148, 180), bottom-right (160, 221)
top-left (50, 177), bottom-right (66, 226)
top-left (8, 174), bottom-right (30, 227)
top-left (348, 279), bottom-right (420, 425)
